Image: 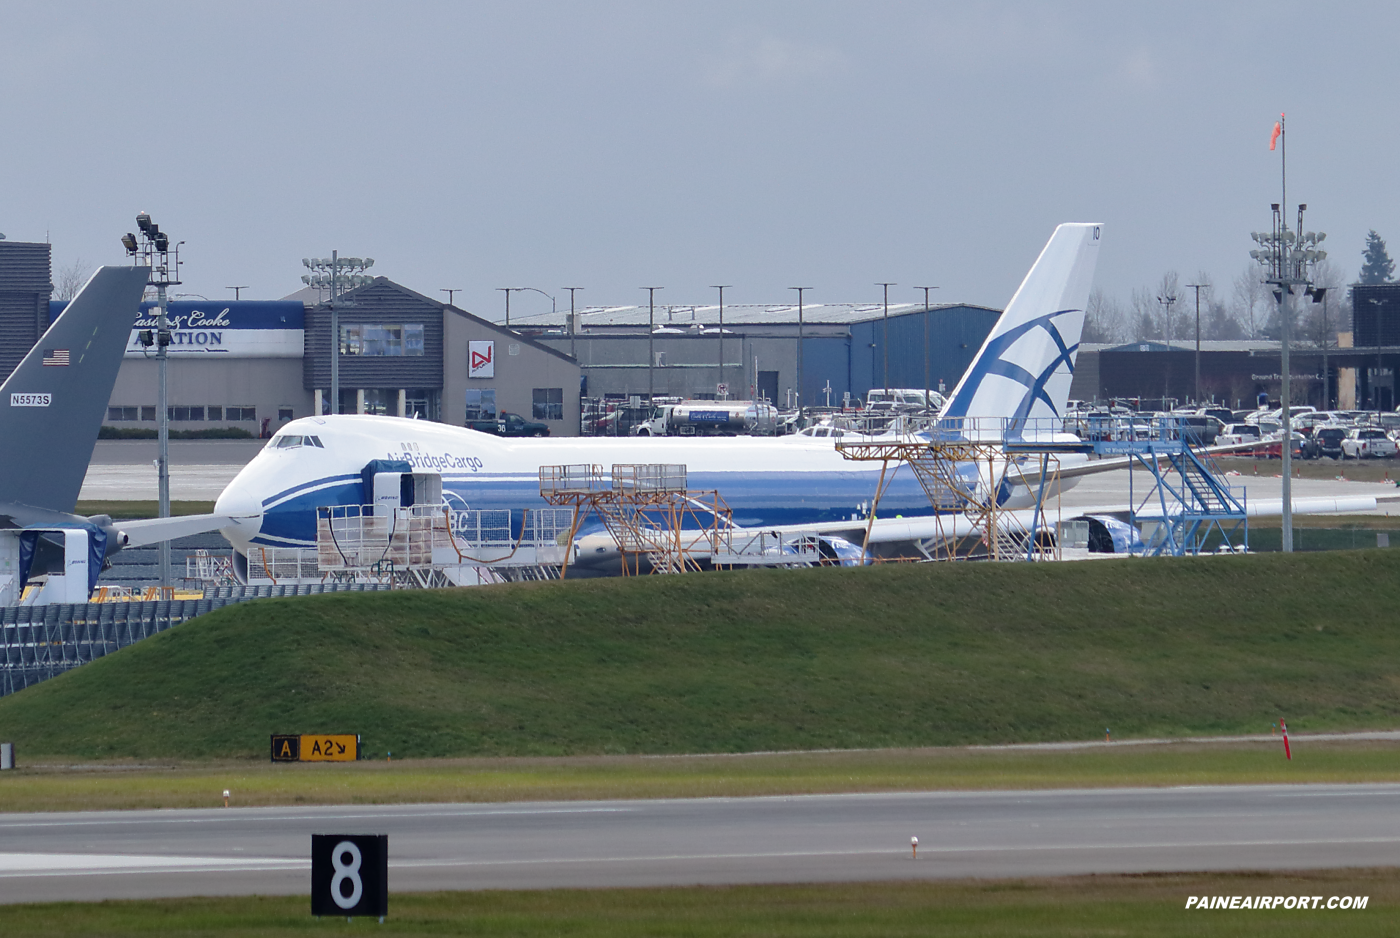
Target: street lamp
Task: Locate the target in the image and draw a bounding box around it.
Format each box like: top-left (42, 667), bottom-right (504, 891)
top-left (915, 286), bottom-right (939, 410)
top-left (711, 285), bottom-right (731, 398)
top-left (495, 287), bottom-right (555, 328)
top-left (1157, 293), bottom-right (1177, 345)
top-left (876, 283), bottom-right (896, 390)
top-left (305, 255), bottom-right (374, 416)
top-left (122, 213), bottom-right (181, 591)
top-left (642, 286), bottom-right (663, 403)
top-left (1185, 283), bottom-right (1206, 403)
top-left (1307, 285), bottom-right (1329, 408)
top-left (562, 286), bottom-right (583, 360)
top-left (790, 287), bottom-right (812, 415)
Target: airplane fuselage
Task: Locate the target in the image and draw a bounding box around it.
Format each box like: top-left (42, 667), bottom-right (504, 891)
top-left (214, 415), bottom-right (1086, 556)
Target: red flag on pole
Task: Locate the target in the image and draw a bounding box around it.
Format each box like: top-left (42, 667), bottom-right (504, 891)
top-left (1269, 121), bottom-right (1282, 151)
top-left (1281, 718), bottom-right (1291, 760)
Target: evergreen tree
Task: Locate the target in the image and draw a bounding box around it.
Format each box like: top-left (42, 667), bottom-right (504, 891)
top-left (1359, 229), bottom-right (1395, 284)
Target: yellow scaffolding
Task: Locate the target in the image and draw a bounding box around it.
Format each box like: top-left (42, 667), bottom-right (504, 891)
top-left (540, 464), bottom-right (734, 576)
top-left (835, 436), bottom-right (1062, 562)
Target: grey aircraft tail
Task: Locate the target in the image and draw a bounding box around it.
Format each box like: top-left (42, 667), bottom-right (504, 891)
top-left (0, 266), bottom-right (150, 514)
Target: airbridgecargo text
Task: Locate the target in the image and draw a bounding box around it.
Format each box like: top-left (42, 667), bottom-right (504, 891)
top-left (391, 451), bottom-right (484, 473)
top-left (1185, 895), bottom-right (1368, 910)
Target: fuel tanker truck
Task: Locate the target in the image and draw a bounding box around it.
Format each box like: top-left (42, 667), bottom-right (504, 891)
top-left (631, 400), bottom-right (779, 437)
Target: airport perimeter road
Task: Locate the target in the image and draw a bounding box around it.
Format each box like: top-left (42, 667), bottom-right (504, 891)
top-left (0, 784), bottom-right (1398, 902)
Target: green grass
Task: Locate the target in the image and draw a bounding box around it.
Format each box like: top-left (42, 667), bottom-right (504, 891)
top-left (0, 872), bottom-right (1393, 936)
top-left (3, 741), bottom-right (1400, 813)
top-left (74, 500), bottom-right (216, 519)
top-left (4, 550), bottom-right (1400, 761)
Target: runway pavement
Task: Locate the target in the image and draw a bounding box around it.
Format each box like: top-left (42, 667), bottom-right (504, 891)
top-left (0, 784), bottom-right (1396, 903)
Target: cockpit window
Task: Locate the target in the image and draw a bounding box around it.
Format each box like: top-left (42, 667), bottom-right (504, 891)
top-left (272, 434), bottom-right (323, 449)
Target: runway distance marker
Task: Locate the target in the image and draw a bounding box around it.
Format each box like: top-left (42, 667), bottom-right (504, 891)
top-left (271, 734), bottom-right (359, 762)
top-left (311, 833), bottom-right (387, 921)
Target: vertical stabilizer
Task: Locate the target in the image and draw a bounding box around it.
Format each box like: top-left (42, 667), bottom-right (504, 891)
top-left (0, 266), bottom-right (150, 512)
top-left (942, 223), bottom-right (1101, 429)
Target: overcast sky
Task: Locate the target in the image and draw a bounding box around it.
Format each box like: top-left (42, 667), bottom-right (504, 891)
top-left (2, 2), bottom-right (1396, 319)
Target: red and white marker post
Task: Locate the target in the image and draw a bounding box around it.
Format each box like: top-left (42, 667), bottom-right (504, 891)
top-left (1281, 719), bottom-right (1291, 760)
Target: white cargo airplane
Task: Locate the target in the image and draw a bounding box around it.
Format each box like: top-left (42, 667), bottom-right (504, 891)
top-left (200, 223), bottom-right (1376, 578)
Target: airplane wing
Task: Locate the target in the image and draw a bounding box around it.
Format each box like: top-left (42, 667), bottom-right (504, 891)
top-left (115, 513), bottom-right (262, 548)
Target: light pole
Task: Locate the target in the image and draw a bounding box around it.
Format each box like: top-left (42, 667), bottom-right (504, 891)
top-left (1186, 283), bottom-right (1206, 403)
top-left (496, 287), bottom-right (525, 328)
top-left (711, 285), bottom-right (731, 398)
top-left (123, 214), bottom-right (179, 591)
top-left (303, 255), bottom-right (374, 415)
top-left (642, 286), bottom-right (663, 403)
top-left (1308, 286), bottom-right (1329, 408)
top-left (915, 285), bottom-right (939, 409)
top-left (1368, 297), bottom-right (1384, 408)
top-left (562, 286), bottom-right (583, 360)
top-left (876, 283), bottom-right (896, 390)
top-left (1249, 197), bottom-right (1327, 553)
top-left (790, 287), bottom-right (811, 415)
top-left (1157, 293), bottom-right (1177, 346)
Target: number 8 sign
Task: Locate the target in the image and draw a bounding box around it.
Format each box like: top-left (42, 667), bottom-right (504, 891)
top-left (312, 834), bottom-right (387, 919)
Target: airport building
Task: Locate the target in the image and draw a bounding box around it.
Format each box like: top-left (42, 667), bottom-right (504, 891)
top-left (512, 302), bottom-right (1002, 410)
top-left (2, 243), bottom-right (1006, 435)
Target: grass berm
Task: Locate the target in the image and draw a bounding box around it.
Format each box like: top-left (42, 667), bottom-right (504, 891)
top-left (2, 550), bottom-right (1399, 760)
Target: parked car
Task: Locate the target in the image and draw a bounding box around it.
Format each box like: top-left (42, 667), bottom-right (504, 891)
top-left (1341, 427), bottom-right (1399, 459)
top-left (1217, 423), bottom-right (1262, 446)
top-left (1306, 425), bottom-right (1349, 460)
top-left (467, 412), bottom-right (550, 437)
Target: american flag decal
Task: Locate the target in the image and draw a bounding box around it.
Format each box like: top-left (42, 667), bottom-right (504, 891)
top-left (42, 349), bottom-right (70, 366)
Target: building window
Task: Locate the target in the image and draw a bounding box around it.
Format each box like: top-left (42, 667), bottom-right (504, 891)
top-left (340, 323), bottom-right (424, 356)
top-left (227, 406), bottom-right (257, 421)
top-left (532, 387), bottom-right (563, 421)
top-left (405, 389), bottom-right (440, 421)
top-left (141, 406), bottom-right (156, 421)
top-left (207, 406), bottom-right (223, 421)
top-left (361, 389), bottom-right (394, 416)
top-left (169, 406), bottom-right (205, 421)
top-left (278, 407), bottom-right (294, 422)
top-left (107, 406), bottom-right (138, 421)
top-left (465, 389), bottom-right (496, 421)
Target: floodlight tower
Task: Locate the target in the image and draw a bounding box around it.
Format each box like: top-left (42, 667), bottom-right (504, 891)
top-left (1249, 205), bottom-right (1327, 553)
top-left (302, 255), bottom-right (374, 414)
top-left (121, 214), bottom-right (181, 591)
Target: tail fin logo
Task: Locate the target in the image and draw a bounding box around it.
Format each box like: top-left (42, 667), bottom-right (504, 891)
top-left (944, 310), bottom-right (1080, 422)
top-left (940, 223), bottom-right (1100, 428)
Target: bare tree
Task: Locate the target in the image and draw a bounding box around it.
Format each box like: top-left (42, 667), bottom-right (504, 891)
top-left (1082, 287), bottom-right (1126, 344)
top-left (1129, 286), bottom-right (1160, 341)
top-left (1232, 264), bottom-right (1266, 339)
top-left (53, 259), bottom-right (90, 301)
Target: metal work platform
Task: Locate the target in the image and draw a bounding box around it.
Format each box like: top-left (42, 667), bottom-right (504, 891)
top-left (1087, 416), bottom-right (1248, 557)
top-left (837, 418), bottom-right (1065, 562)
top-left (540, 464), bottom-right (822, 574)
